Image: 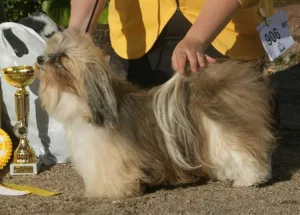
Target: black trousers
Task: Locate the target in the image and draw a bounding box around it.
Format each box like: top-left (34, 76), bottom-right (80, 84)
top-left (109, 10), bottom-right (225, 88)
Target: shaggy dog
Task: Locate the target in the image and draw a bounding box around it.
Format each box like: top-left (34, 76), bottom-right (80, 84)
top-left (36, 30), bottom-right (275, 198)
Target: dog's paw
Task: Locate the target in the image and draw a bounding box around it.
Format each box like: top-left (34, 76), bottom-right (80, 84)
top-left (84, 179), bottom-right (145, 199)
top-left (123, 179), bottom-right (145, 198)
top-left (232, 174), bottom-right (271, 187)
top-left (232, 179), bottom-right (259, 187)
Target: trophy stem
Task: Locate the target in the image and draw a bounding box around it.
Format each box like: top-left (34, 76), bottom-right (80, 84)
top-left (13, 87), bottom-right (37, 164)
top-left (15, 87), bottom-right (29, 128)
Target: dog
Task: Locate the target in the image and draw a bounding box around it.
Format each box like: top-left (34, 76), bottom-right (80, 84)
top-left (35, 30), bottom-right (275, 199)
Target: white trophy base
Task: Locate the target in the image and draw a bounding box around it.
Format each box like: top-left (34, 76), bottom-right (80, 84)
top-left (9, 160), bottom-right (41, 176)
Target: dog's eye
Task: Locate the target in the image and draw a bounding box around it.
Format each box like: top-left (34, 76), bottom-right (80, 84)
top-left (48, 52), bottom-right (66, 60)
top-left (55, 62), bottom-right (63, 68)
top-left (47, 52), bottom-right (67, 70)
top-left (48, 53), bottom-right (56, 59)
top-left (55, 56), bottom-right (67, 70)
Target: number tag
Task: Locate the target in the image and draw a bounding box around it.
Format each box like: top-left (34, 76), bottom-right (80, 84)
top-left (256, 10), bottom-right (295, 61)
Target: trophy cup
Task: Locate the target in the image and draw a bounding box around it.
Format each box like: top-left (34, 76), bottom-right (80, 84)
top-left (1, 66), bottom-right (40, 175)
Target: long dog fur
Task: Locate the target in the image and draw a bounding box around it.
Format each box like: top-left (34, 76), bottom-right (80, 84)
top-left (36, 30), bottom-right (275, 198)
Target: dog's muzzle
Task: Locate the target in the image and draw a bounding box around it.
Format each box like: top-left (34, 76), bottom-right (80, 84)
top-left (37, 55), bottom-right (45, 65)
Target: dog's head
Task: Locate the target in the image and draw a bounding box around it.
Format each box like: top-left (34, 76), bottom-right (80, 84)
top-left (36, 30), bottom-right (118, 127)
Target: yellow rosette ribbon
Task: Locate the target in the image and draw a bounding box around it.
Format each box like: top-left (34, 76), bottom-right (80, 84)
top-left (0, 128), bottom-right (13, 169)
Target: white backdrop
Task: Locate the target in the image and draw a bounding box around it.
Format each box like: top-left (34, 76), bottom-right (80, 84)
top-left (0, 22), bottom-right (70, 165)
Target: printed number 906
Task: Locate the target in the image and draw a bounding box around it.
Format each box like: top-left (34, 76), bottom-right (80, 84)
top-left (265, 28), bottom-right (281, 46)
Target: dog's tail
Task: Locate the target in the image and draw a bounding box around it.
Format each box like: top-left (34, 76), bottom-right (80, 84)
top-left (152, 73), bottom-right (203, 170)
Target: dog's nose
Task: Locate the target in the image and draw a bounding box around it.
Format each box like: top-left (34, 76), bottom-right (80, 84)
top-left (37, 55), bottom-right (45, 65)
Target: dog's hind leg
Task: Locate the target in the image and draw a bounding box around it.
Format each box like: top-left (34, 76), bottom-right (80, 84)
top-left (202, 115), bottom-right (273, 187)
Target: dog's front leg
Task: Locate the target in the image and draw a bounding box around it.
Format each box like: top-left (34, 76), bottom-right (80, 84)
top-left (66, 120), bottom-right (145, 198)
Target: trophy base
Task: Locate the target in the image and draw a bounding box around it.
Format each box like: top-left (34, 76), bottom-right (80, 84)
top-left (9, 160), bottom-right (41, 176)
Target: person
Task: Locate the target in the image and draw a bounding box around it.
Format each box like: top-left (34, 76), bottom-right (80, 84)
top-left (67, 0), bottom-right (273, 88)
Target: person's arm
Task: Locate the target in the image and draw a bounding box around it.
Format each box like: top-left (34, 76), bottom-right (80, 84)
top-left (172, 0), bottom-right (241, 74)
top-left (68, 0), bottom-right (108, 34)
top-left (186, 0), bottom-right (240, 49)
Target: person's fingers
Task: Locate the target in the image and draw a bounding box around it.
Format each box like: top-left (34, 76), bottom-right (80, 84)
top-left (196, 52), bottom-right (206, 68)
top-left (171, 53), bottom-right (178, 71)
top-left (176, 52), bottom-right (187, 74)
top-left (205, 54), bottom-right (217, 63)
top-left (186, 50), bottom-right (199, 73)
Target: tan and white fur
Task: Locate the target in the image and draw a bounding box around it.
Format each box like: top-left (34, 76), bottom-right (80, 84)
top-left (36, 30), bottom-right (275, 199)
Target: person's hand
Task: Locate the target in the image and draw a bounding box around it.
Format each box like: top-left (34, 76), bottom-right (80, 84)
top-left (172, 35), bottom-right (217, 74)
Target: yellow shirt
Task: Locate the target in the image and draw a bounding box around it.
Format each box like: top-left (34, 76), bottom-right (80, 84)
top-left (108, 0), bottom-right (274, 60)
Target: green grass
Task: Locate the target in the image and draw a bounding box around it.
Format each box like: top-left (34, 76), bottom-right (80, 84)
top-left (41, 0), bottom-right (109, 27)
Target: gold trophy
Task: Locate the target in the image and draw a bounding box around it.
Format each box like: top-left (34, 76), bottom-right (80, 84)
top-left (1, 66), bottom-right (40, 175)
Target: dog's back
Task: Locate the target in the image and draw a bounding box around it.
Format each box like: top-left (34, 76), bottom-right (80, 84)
top-left (190, 60), bottom-right (273, 129)
top-left (153, 60), bottom-right (275, 181)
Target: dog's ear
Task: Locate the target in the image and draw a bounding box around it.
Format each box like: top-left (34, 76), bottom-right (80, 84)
top-left (83, 62), bottom-right (119, 128)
